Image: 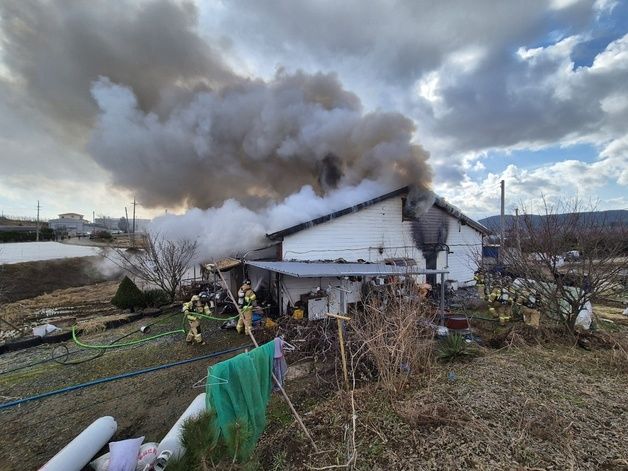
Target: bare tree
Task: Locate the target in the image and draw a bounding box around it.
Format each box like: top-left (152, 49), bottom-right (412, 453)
top-left (502, 197), bottom-right (626, 332)
top-left (104, 233), bottom-right (198, 301)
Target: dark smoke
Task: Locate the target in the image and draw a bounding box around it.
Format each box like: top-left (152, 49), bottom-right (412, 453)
top-left (1, 0), bottom-right (432, 210)
top-left (88, 71), bottom-right (432, 209)
top-left (318, 153), bottom-right (344, 191)
top-left (0, 0), bottom-right (233, 128)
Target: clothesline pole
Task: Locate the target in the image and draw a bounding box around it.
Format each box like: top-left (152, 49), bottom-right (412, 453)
top-left (216, 269), bottom-right (319, 452)
top-left (326, 313), bottom-right (350, 390)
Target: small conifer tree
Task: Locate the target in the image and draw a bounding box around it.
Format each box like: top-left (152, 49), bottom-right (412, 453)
top-left (111, 276), bottom-right (145, 311)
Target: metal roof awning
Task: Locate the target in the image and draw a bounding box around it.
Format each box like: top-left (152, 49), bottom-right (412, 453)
top-left (246, 261), bottom-right (448, 278)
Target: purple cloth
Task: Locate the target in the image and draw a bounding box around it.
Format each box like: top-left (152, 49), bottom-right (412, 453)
top-left (273, 337), bottom-right (284, 359)
top-left (273, 338), bottom-right (288, 390)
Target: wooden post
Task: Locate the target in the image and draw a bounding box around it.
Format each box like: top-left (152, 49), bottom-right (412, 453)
top-left (326, 313), bottom-right (350, 390)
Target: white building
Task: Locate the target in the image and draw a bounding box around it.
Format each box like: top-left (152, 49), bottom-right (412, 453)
top-left (240, 186), bottom-right (488, 318)
top-left (47, 213), bottom-right (87, 236)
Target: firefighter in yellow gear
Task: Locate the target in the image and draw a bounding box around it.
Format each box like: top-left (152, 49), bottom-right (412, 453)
top-left (182, 294), bottom-right (210, 345)
top-left (236, 280), bottom-right (256, 335)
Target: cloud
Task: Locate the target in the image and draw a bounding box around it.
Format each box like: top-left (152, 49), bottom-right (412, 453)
top-left (203, 0), bottom-right (594, 88)
top-left (441, 155), bottom-right (625, 217)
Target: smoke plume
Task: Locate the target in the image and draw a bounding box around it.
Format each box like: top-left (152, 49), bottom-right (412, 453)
top-left (150, 180), bottom-right (391, 261)
top-left (2, 0), bottom-right (434, 260)
top-left (0, 0), bottom-right (233, 129)
top-left (88, 71), bottom-right (431, 209)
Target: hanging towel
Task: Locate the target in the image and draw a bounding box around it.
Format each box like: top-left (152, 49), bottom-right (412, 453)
top-left (206, 340), bottom-right (275, 461)
top-left (273, 337), bottom-right (288, 390)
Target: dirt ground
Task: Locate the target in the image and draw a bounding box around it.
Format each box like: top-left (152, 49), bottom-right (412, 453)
top-left (0, 256), bottom-right (120, 303)
top-left (0, 281), bottom-right (128, 342)
top-left (1, 281), bottom-right (627, 470)
top-left (0, 315), bottom-right (252, 470)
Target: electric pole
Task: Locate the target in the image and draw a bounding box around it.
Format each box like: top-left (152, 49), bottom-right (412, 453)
top-left (124, 207), bottom-right (129, 234)
top-left (36, 200), bottom-right (41, 242)
top-left (499, 180), bottom-right (505, 264)
top-left (515, 207), bottom-right (521, 253)
top-left (132, 197), bottom-right (137, 235)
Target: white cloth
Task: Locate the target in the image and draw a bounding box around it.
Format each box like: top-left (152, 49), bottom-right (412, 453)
top-left (108, 436), bottom-right (144, 471)
top-left (32, 324), bottom-right (59, 337)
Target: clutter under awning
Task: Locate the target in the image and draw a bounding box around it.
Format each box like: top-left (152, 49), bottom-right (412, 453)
top-left (246, 261), bottom-right (449, 323)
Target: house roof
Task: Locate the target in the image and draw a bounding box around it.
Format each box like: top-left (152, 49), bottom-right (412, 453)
top-left (267, 186), bottom-right (489, 240)
top-left (246, 260), bottom-right (448, 278)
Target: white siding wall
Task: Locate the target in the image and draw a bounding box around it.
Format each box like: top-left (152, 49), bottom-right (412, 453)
top-left (281, 195), bottom-right (482, 286)
top-left (437, 218), bottom-right (482, 286)
top-left (282, 199), bottom-right (423, 264)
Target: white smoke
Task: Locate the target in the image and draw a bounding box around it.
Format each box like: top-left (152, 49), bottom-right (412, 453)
top-left (149, 180), bottom-right (389, 262)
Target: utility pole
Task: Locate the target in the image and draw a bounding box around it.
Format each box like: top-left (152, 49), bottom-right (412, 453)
top-left (124, 207), bottom-right (130, 234)
top-left (36, 200), bottom-right (41, 242)
top-left (132, 198), bottom-right (137, 235)
top-left (499, 180), bottom-right (505, 264)
top-left (515, 207), bottom-right (521, 253)
top-left (93, 210), bottom-right (95, 224)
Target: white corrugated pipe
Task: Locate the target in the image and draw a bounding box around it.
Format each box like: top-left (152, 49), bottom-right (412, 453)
top-left (39, 416), bottom-right (117, 471)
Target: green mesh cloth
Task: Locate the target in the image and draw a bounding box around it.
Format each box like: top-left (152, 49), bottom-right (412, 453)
top-left (206, 340), bottom-right (275, 461)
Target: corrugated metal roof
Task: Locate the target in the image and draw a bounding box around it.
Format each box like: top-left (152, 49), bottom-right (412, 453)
top-left (246, 261), bottom-right (448, 278)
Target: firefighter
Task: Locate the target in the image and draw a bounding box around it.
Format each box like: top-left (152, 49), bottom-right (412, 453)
top-left (182, 294), bottom-right (210, 345)
top-left (236, 280), bottom-right (256, 335)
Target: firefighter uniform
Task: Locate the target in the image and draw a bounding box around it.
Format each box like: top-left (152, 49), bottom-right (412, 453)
top-left (236, 281), bottom-right (256, 335)
top-left (182, 295), bottom-right (210, 344)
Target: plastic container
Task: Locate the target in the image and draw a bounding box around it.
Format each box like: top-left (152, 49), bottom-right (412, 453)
top-left (444, 316), bottom-right (469, 330)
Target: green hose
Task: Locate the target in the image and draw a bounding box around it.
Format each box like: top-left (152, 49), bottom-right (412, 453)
top-left (194, 312), bottom-right (239, 321)
top-left (71, 325), bottom-right (185, 349)
top-left (71, 310), bottom-right (240, 350)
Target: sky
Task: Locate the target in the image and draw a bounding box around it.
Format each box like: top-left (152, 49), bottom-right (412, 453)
top-left (0, 0), bottom-right (626, 222)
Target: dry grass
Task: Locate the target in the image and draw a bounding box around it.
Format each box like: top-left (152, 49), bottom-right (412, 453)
top-left (75, 313), bottom-right (135, 334)
top-left (258, 343), bottom-right (628, 470)
top-left (0, 281), bottom-right (119, 325)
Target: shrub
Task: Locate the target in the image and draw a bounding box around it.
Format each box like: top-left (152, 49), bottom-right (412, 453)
top-left (350, 279), bottom-right (435, 393)
top-left (111, 276), bottom-right (145, 311)
top-left (437, 333), bottom-right (478, 362)
top-left (166, 410), bottom-right (251, 469)
top-left (143, 288), bottom-right (171, 307)
top-left (92, 230), bottom-right (113, 240)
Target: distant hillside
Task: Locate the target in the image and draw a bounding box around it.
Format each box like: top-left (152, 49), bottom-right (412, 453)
top-left (479, 210), bottom-right (628, 233)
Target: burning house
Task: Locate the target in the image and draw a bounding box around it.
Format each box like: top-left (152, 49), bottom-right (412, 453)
top-left (234, 186), bottom-right (488, 319)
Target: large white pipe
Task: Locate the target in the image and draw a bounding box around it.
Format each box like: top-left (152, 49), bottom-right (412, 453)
top-left (153, 393), bottom-right (207, 469)
top-left (39, 416), bottom-right (117, 471)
